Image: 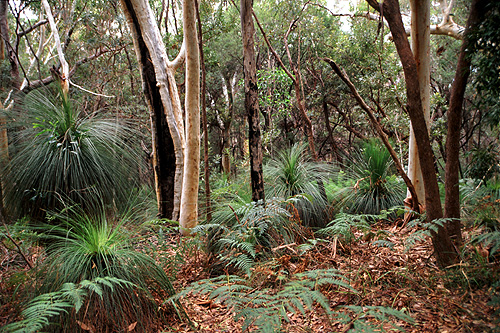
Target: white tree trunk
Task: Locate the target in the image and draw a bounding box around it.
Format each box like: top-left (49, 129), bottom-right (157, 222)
top-left (122, 0), bottom-right (186, 220)
top-left (179, 0), bottom-right (200, 235)
top-left (406, 0), bottom-right (431, 211)
top-left (121, 0), bottom-right (200, 233)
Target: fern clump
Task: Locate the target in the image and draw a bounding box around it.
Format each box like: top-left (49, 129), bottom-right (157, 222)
top-left (317, 208), bottom-right (401, 247)
top-left (194, 197), bottom-right (307, 276)
top-left (2, 277), bottom-right (133, 333)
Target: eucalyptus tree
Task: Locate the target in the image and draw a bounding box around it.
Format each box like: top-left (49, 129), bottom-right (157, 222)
top-left (120, 0), bottom-right (201, 235)
top-left (367, 0), bottom-right (458, 268)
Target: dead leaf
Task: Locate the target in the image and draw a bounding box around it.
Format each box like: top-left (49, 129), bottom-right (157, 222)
top-left (76, 320), bottom-right (94, 332)
top-left (128, 321), bottom-right (137, 331)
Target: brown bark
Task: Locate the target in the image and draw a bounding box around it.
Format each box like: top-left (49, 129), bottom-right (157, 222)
top-left (241, 0), bottom-right (264, 202)
top-left (368, 0), bottom-right (458, 268)
top-left (0, 0), bottom-right (20, 89)
top-left (195, 0), bottom-right (212, 222)
top-left (121, 0), bottom-right (176, 219)
top-left (321, 99), bottom-right (340, 161)
top-left (444, 0), bottom-right (486, 246)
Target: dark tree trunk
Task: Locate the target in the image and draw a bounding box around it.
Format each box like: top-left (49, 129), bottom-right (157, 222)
top-left (121, 0), bottom-right (176, 220)
top-left (0, 1), bottom-right (20, 89)
top-left (444, 0), bottom-right (486, 247)
top-left (368, 0), bottom-right (458, 268)
top-left (240, 0), bottom-right (264, 202)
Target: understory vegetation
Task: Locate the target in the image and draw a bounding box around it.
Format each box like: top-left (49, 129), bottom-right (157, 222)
top-left (1, 0), bottom-right (500, 332)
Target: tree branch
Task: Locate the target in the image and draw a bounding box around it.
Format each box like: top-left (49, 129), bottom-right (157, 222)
top-left (323, 57), bottom-right (420, 211)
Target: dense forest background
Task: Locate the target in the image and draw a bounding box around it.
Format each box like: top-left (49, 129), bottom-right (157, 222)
top-left (0, 0), bottom-right (499, 332)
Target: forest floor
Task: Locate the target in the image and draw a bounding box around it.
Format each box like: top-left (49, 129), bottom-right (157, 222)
top-left (164, 220), bottom-right (500, 333)
top-left (1, 219), bottom-right (499, 332)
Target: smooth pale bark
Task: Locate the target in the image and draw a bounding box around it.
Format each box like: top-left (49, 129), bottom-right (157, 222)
top-left (20, 14), bottom-right (48, 91)
top-left (368, 0), bottom-right (458, 268)
top-left (406, 0), bottom-right (431, 212)
top-left (121, 0), bottom-right (192, 224)
top-left (241, 0), bottom-right (265, 202)
top-left (42, 0), bottom-right (70, 98)
top-left (120, 0), bottom-right (178, 220)
top-left (444, 0), bottom-right (486, 246)
top-left (220, 75), bottom-right (234, 178)
top-left (179, 0), bottom-right (200, 234)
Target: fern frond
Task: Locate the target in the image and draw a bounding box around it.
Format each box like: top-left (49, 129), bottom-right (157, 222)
top-left (2, 277), bottom-right (137, 333)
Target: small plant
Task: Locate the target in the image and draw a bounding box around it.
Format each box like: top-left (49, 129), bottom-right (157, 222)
top-left (194, 197), bottom-right (306, 276)
top-left (265, 143), bottom-right (336, 228)
top-left (334, 139), bottom-right (405, 215)
top-left (31, 204), bottom-right (178, 332)
top-left (317, 208), bottom-right (401, 247)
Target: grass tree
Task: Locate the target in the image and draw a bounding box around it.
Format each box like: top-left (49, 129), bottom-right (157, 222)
top-left (31, 205), bottom-right (177, 332)
top-left (335, 140), bottom-right (405, 215)
top-left (265, 143), bottom-right (335, 228)
top-left (3, 89), bottom-right (142, 220)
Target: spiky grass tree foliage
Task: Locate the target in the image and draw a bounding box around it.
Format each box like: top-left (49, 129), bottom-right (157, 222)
top-left (264, 143), bottom-right (336, 228)
top-left (335, 139), bottom-right (405, 215)
top-left (3, 89), bottom-right (142, 220)
top-left (33, 205), bottom-right (176, 332)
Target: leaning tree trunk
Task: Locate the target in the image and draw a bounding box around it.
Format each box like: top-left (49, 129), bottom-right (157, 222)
top-left (406, 0), bottom-right (431, 212)
top-left (368, 0), bottom-right (458, 268)
top-left (241, 0), bottom-right (265, 202)
top-left (444, 0), bottom-right (486, 246)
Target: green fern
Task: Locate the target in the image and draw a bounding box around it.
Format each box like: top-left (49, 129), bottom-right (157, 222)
top-left (404, 216), bottom-right (451, 251)
top-left (194, 197), bottom-right (305, 276)
top-left (473, 231), bottom-right (500, 256)
top-left (2, 277), bottom-right (133, 333)
top-left (171, 269), bottom-right (412, 332)
top-left (317, 212), bottom-right (372, 244)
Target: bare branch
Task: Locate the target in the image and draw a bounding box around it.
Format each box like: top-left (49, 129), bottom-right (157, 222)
top-left (323, 57), bottom-right (420, 211)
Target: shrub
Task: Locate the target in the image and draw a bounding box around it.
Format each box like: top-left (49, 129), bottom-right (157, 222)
top-left (3, 89), bottom-right (143, 220)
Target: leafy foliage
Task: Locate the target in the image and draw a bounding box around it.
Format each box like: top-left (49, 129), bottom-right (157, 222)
top-left (172, 269), bottom-right (412, 332)
top-left (334, 140), bottom-right (405, 215)
top-left (2, 277), bottom-right (133, 333)
top-left (469, 1), bottom-right (500, 127)
top-left (317, 208), bottom-right (401, 246)
top-left (3, 89), bottom-right (143, 220)
top-left (265, 143), bottom-right (336, 227)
